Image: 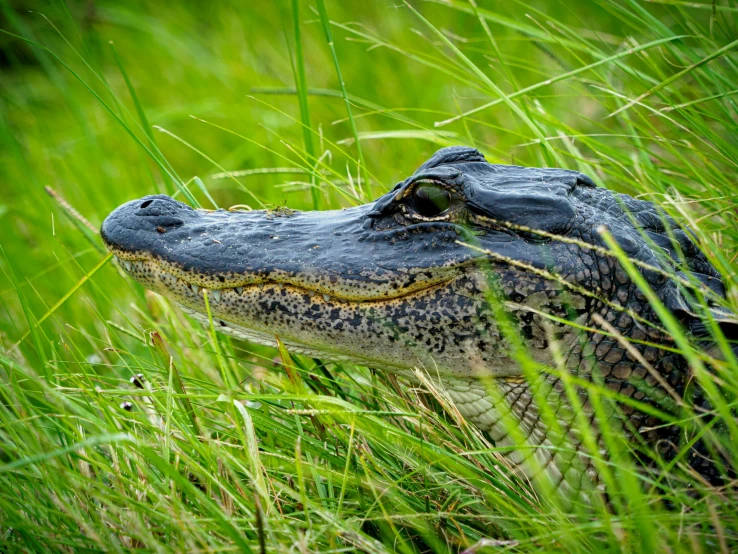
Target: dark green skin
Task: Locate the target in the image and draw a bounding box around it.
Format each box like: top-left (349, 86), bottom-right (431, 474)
top-left (102, 146), bottom-right (734, 493)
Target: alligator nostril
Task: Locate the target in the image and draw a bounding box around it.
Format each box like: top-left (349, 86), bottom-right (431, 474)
top-left (140, 200), bottom-right (153, 209)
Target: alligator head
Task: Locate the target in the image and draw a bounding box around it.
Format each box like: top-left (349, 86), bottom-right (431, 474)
top-left (101, 146), bottom-right (735, 493)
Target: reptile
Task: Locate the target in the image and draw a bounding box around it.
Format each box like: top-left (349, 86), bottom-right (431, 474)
top-left (101, 146), bottom-right (736, 495)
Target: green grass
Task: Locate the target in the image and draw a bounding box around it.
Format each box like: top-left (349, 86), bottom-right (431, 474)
top-left (1, 0), bottom-right (738, 551)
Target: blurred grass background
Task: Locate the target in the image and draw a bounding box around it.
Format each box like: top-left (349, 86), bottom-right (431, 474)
top-left (1, 0), bottom-right (738, 552)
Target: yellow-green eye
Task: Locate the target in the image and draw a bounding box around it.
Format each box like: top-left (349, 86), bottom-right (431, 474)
top-left (412, 185), bottom-right (451, 217)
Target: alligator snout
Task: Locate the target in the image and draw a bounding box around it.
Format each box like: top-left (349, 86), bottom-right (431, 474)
top-left (101, 195), bottom-right (192, 254)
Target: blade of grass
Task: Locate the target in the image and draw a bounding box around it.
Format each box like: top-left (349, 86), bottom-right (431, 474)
top-left (13, 252), bottom-right (112, 347)
top-left (289, 0), bottom-right (319, 209)
top-left (609, 37), bottom-right (738, 118)
top-left (315, 0), bottom-right (368, 199)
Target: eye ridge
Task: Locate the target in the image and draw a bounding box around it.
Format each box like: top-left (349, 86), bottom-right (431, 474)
top-left (411, 183), bottom-right (452, 218)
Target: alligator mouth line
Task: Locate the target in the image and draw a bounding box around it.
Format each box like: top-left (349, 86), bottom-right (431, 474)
top-left (109, 249), bottom-right (460, 305)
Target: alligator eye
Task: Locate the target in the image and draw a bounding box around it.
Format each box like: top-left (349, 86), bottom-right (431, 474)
top-left (412, 184), bottom-right (451, 217)
top-left (517, 229), bottom-right (550, 244)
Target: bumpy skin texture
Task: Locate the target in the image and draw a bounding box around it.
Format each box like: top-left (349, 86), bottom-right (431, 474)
top-left (102, 146), bottom-right (735, 494)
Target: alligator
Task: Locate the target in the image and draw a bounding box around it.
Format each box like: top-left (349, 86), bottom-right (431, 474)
top-left (101, 146), bottom-right (736, 495)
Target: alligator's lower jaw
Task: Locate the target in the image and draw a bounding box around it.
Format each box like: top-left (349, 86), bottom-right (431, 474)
top-left (112, 254), bottom-right (576, 381)
top-left (111, 255), bottom-right (488, 375)
top-left (178, 306), bottom-right (409, 371)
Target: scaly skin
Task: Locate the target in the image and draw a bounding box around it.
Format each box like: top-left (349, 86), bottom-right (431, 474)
top-left (101, 146), bottom-right (734, 494)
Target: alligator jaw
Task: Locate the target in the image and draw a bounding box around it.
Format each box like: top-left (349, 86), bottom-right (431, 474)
top-left (98, 190), bottom-right (586, 381)
top-left (100, 194), bottom-right (477, 302)
top-left (104, 249), bottom-right (499, 376)
top-left (99, 194), bottom-right (522, 377)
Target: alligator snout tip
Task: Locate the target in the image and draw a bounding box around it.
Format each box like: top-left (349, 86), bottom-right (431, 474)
top-left (101, 194), bottom-right (191, 252)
